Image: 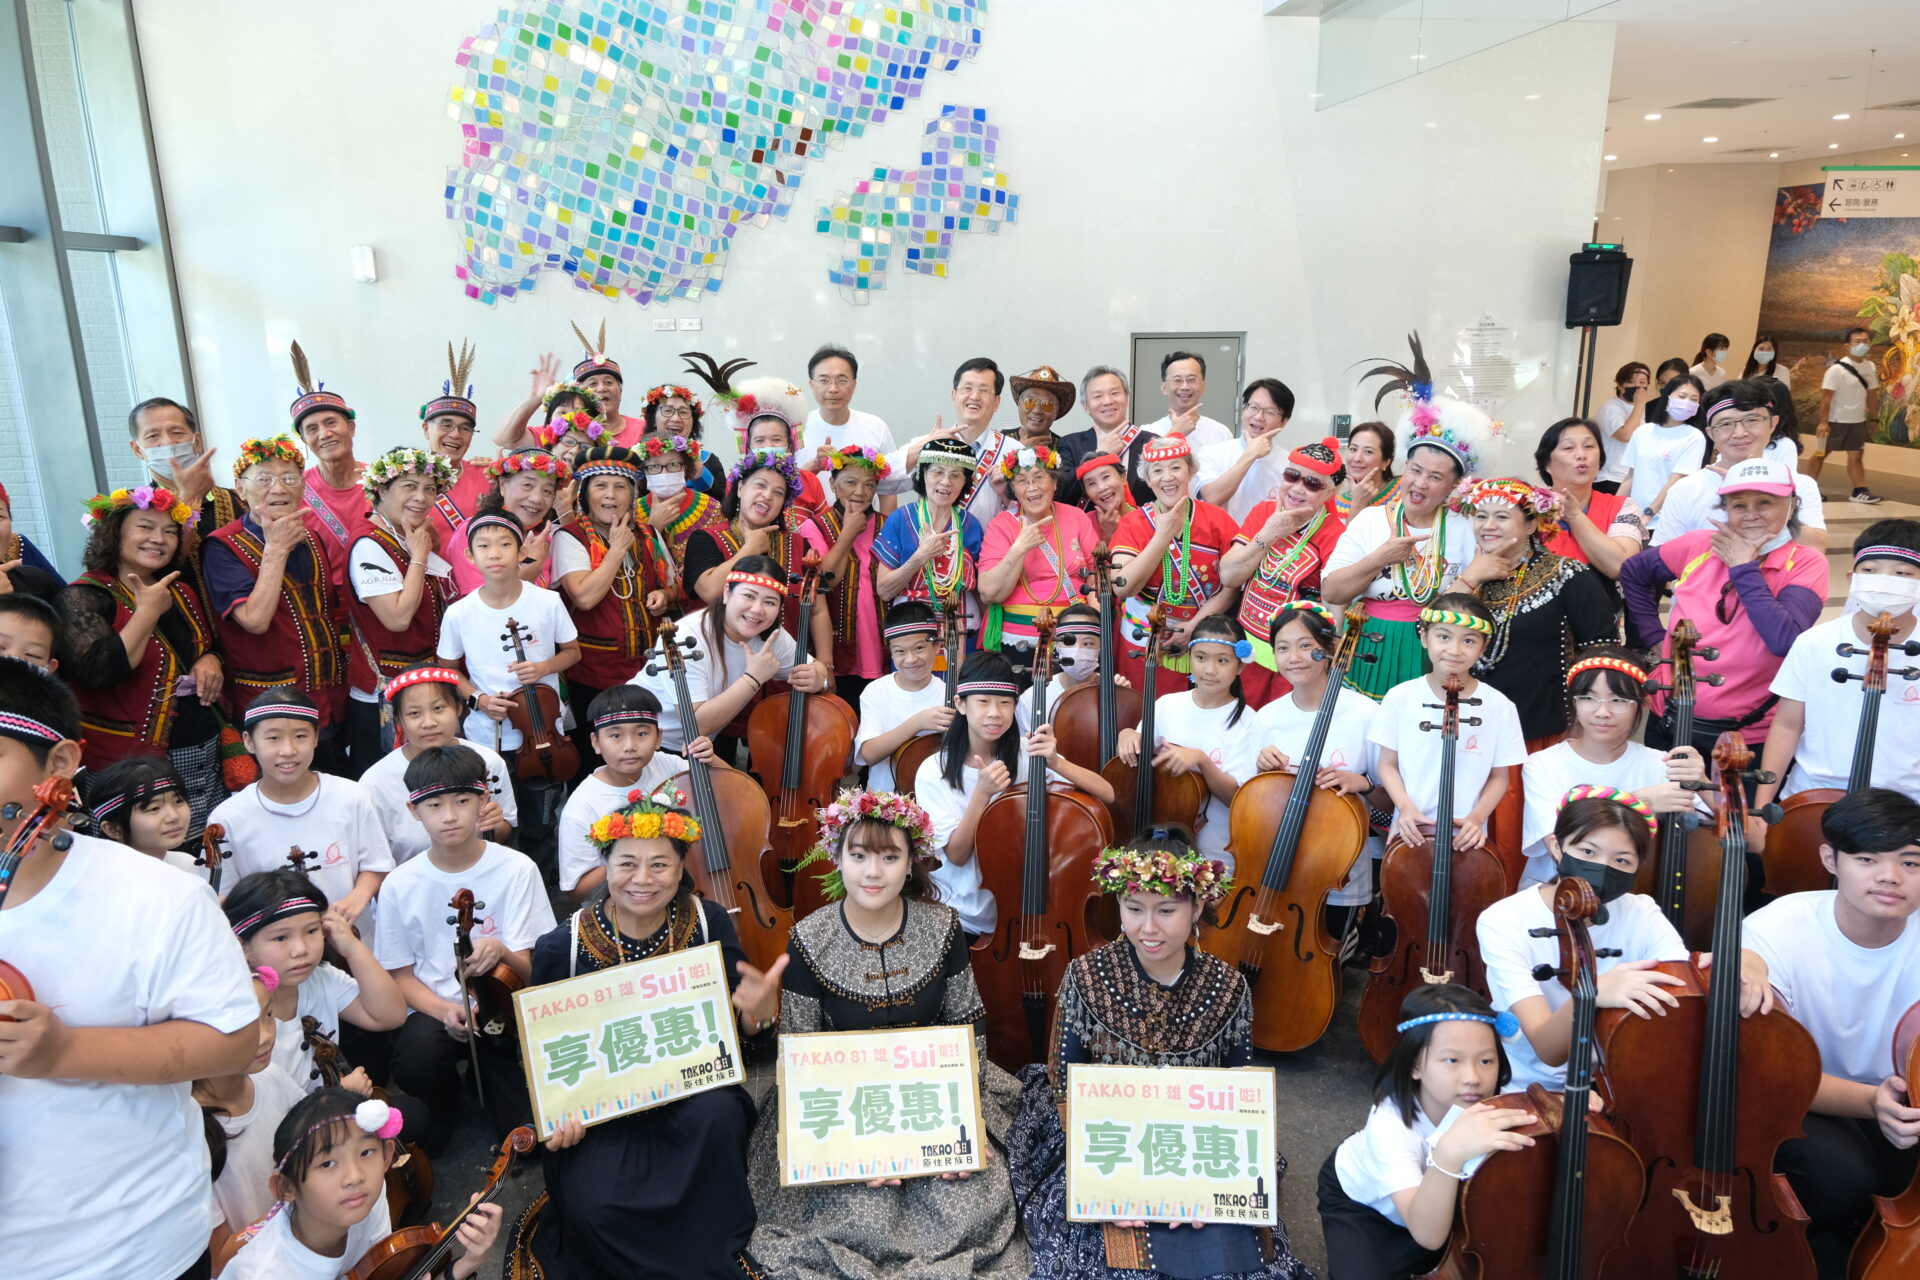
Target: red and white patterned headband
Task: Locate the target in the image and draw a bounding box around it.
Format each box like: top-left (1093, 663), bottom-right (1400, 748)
top-left (726, 570), bottom-right (788, 596)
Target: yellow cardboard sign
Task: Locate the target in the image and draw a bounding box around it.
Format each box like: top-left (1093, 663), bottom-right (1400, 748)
top-left (776, 1025), bottom-right (986, 1186)
top-left (515, 941), bottom-right (743, 1136)
top-left (1065, 1064), bottom-right (1278, 1226)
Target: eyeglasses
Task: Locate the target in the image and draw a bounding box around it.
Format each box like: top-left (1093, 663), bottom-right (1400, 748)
top-left (246, 472), bottom-right (303, 489)
top-left (1710, 412), bottom-right (1771, 432)
top-left (641, 462), bottom-right (683, 475)
top-left (1244, 404), bottom-right (1283, 419)
top-left (810, 375), bottom-right (853, 389)
top-left (431, 421), bottom-right (478, 436)
top-left (656, 406), bottom-right (694, 421)
top-left (1572, 695), bottom-right (1637, 710)
top-left (1282, 468), bottom-right (1329, 494)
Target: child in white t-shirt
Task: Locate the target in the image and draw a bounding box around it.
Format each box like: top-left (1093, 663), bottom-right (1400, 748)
top-left (207, 687), bottom-right (395, 921)
top-left (1013, 601), bottom-right (1124, 736)
top-left (357, 664), bottom-right (517, 862)
top-left (86, 755), bottom-right (216, 883)
top-left (0, 658), bottom-right (260, 1280)
top-left (1370, 594), bottom-right (1527, 853)
top-left (855, 601), bottom-right (953, 791)
top-left (194, 966), bottom-right (309, 1235)
top-left (221, 1086), bottom-right (501, 1280)
top-left (1319, 984), bottom-right (1531, 1279)
top-left (373, 745), bottom-right (555, 1152)
top-left (557, 684), bottom-right (712, 901)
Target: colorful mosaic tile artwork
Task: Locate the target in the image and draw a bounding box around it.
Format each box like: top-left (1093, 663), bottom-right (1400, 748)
top-left (816, 104), bottom-right (1016, 302)
top-left (446, 1), bottom-right (986, 306)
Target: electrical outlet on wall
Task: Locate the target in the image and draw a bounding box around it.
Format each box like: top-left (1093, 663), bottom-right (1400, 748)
top-left (651, 318), bottom-right (676, 332)
top-left (677, 317), bottom-right (703, 331)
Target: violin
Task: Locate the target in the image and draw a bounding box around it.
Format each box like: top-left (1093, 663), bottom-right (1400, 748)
top-left (0, 776), bottom-right (75, 1015)
top-left (286, 844), bottom-right (322, 876)
top-left (1358, 675), bottom-right (1507, 1063)
top-left (1765, 610), bottom-right (1920, 898)
top-left (347, 1125), bottom-right (535, 1280)
top-left (888, 587), bottom-right (965, 798)
top-left (973, 609), bottom-right (1116, 1071)
top-left (747, 550), bottom-right (858, 920)
top-left (1098, 599), bottom-right (1209, 840)
top-left (1850, 998), bottom-right (1920, 1279)
top-left (1596, 732), bottom-right (1820, 1279)
top-left (647, 618), bottom-right (789, 976)
top-left (197, 822), bottom-right (228, 893)
top-left (1053, 545), bottom-right (1143, 774)
top-left (1421, 877), bottom-right (1645, 1279)
top-left (498, 616), bottom-right (581, 785)
top-left (300, 1016), bottom-right (437, 1227)
top-left (1634, 618), bottom-right (1724, 950)
top-left (1208, 605), bottom-right (1372, 1053)
top-left (446, 888), bottom-right (525, 1111)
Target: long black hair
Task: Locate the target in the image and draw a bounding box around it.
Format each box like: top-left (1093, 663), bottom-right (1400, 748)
top-left (941, 650), bottom-right (1021, 791)
top-left (704, 553), bottom-right (788, 690)
top-left (1187, 615), bottom-right (1248, 729)
top-left (1372, 983), bottom-right (1512, 1124)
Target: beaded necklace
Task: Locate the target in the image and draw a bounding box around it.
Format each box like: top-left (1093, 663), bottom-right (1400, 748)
top-left (1389, 501), bottom-right (1449, 604)
top-left (1155, 501), bottom-right (1196, 608)
top-left (583, 518), bottom-right (639, 600)
top-left (915, 500), bottom-right (965, 600)
top-left (1254, 508), bottom-right (1327, 594)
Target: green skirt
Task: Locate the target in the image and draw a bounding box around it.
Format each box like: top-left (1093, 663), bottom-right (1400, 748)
top-left (1348, 615), bottom-right (1429, 701)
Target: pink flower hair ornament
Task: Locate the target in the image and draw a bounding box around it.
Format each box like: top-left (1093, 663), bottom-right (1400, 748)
top-left (1090, 842), bottom-right (1233, 906)
top-left (795, 787), bottom-right (938, 900)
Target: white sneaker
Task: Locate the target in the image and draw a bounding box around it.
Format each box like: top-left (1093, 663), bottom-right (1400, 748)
top-left (1851, 489), bottom-right (1885, 504)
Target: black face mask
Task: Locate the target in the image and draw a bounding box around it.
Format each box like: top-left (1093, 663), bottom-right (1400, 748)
top-left (1555, 853), bottom-right (1636, 925)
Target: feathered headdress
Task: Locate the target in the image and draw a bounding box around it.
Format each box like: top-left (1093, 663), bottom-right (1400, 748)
top-left (1356, 332), bottom-right (1497, 477)
top-left (571, 319), bottom-right (620, 382)
top-left (289, 341), bottom-right (354, 428)
top-left (680, 350), bottom-right (756, 409)
top-left (728, 375), bottom-right (807, 447)
top-left (421, 340), bottom-right (479, 423)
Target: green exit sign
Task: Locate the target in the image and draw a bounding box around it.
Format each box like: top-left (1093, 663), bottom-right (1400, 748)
top-left (1584, 242), bottom-right (1624, 252)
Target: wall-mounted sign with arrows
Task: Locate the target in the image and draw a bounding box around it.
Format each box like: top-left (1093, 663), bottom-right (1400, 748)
top-left (1820, 167), bottom-right (1920, 220)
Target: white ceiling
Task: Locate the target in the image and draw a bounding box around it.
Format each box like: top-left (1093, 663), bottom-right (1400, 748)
top-left (1585, 0), bottom-right (1920, 169)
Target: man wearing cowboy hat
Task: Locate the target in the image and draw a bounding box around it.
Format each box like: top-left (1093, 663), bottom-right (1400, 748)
top-left (1008, 364), bottom-right (1075, 451)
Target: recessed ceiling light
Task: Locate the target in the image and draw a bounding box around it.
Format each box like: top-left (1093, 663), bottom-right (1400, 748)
top-left (1704, 136), bottom-right (1719, 143)
top-left (1834, 113), bottom-right (1852, 121)
top-left (1644, 113), bottom-right (1662, 121)
top-left (1830, 143), bottom-right (1841, 149)
top-left (1410, 53), bottom-right (1427, 60)
top-left (1728, 38), bottom-right (1747, 44)
top-left (1425, 121), bottom-right (1437, 129)
top-left (1524, 93), bottom-right (1540, 100)
top-left (1604, 154), bottom-right (1618, 161)
top-left (1898, 133), bottom-right (1907, 140)
top-left (1770, 152), bottom-right (1780, 158)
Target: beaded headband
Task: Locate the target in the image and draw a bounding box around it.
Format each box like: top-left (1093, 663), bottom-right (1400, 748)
top-left (233, 435), bottom-right (305, 482)
top-left (1140, 435), bottom-right (1194, 464)
top-left (408, 779), bottom-right (487, 804)
top-left (275, 1098), bottom-right (404, 1174)
top-left (1558, 784), bottom-right (1657, 839)
top-left (230, 895), bottom-right (322, 939)
top-left (362, 447), bottom-right (456, 501)
top-left (1395, 1009), bottom-right (1522, 1038)
top-left (1855, 544), bottom-right (1920, 569)
top-left (1451, 477), bottom-right (1562, 519)
top-left (91, 775), bottom-right (183, 826)
top-left (588, 784), bottom-right (702, 853)
top-left (998, 446), bottom-right (1060, 479)
top-left (725, 570), bottom-right (788, 596)
top-left (1091, 840), bottom-right (1233, 906)
top-left (1275, 600), bottom-right (1336, 628)
top-left (1567, 655), bottom-right (1647, 688)
top-left (487, 448), bottom-right (572, 484)
top-left (0, 711), bottom-right (67, 747)
top-left (592, 707), bottom-right (659, 729)
top-left (1190, 636), bottom-right (1255, 660)
top-left (883, 620), bottom-right (940, 642)
top-left (465, 511), bottom-right (525, 547)
top-left (1418, 607), bottom-right (1493, 635)
top-left (918, 447), bottom-right (977, 472)
top-left (956, 678), bottom-right (1020, 698)
top-left (573, 446), bottom-right (642, 487)
top-left (1075, 452), bottom-right (1124, 481)
top-left (243, 701), bottom-right (319, 731)
top-left (384, 666), bottom-right (464, 704)
top-left (82, 486), bottom-right (199, 530)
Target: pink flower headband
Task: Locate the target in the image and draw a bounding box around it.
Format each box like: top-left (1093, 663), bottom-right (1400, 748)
top-left (532, 411), bottom-right (606, 449)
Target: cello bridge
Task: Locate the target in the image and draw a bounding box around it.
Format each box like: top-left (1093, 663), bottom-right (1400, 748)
top-left (1018, 942), bottom-right (1058, 960)
top-left (1246, 916), bottom-right (1282, 936)
top-left (1671, 1189), bottom-right (1733, 1235)
top-left (1419, 967), bottom-right (1453, 985)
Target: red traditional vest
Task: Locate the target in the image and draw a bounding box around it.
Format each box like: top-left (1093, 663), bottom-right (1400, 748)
top-left (344, 518), bottom-right (453, 696)
top-left (70, 570), bottom-right (215, 765)
top-left (558, 513), bottom-right (668, 687)
top-left (207, 519), bottom-right (343, 727)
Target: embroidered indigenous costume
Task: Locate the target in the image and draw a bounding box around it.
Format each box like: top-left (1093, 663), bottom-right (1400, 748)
top-left (288, 341), bottom-right (367, 588)
top-left (814, 445), bottom-right (890, 680)
top-left (1234, 439), bottom-right (1350, 705)
top-left (346, 447), bottom-right (459, 700)
top-left (560, 444), bottom-right (675, 684)
top-left (422, 339), bottom-right (495, 567)
top-left (570, 318), bottom-right (646, 445)
top-left (1110, 435), bottom-right (1240, 692)
top-left (634, 428), bottom-right (728, 592)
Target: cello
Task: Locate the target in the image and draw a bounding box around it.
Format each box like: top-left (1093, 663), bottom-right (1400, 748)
top-left (0, 776), bottom-right (75, 1014)
top-left (1850, 998), bottom-right (1920, 1279)
top-left (1763, 610), bottom-right (1920, 898)
top-left (1597, 732), bottom-right (1820, 1280)
top-left (301, 1015), bottom-right (436, 1226)
top-left (1099, 600), bottom-right (1209, 840)
top-left (347, 1125), bottom-right (536, 1280)
top-left (747, 551), bottom-right (858, 919)
top-left (1634, 617), bottom-right (1726, 950)
top-left (1053, 545), bottom-right (1144, 774)
top-left (647, 617), bottom-right (789, 976)
top-left (446, 887), bottom-right (525, 1111)
top-left (498, 616), bottom-right (581, 785)
top-left (1209, 604), bottom-right (1372, 1053)
top-left (197, 822), bottom-right (229, 893)
top-left (1358, 675), bottom-right (1508, 1063)
top-left (1419, 876), bottom-right (1645, 1279)
top-left (888, 587), bottom-right (964, 798)
top-left (973, 610), bottom-right (1116, 1071)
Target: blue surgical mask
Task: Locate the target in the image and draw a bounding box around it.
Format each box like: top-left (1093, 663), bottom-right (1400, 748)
top-left (1753, 348), bottom-right (1774, 364)
top-left (1852, 343), bottom-right (1872, 359)
top-left (1759, 526), bottom-right (1794, 555)
top-left (1666, 398), bottom-right (1699, 423)
top-left (1711, 348), bottom-right (1729, 363)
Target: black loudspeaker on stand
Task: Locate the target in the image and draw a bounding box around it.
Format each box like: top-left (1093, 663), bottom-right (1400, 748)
top-left (1566, 244), bottom-right (1632, 419)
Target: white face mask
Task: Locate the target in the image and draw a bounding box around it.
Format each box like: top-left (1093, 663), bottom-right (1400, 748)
top-left (1849, 571), bottom-right (1920, 617)
top-left (645, 472), bottom-right (686, 497)
top-left (1757, 527), bottom-right (1794, 555)
top-left (1057, 650), bottom-right (1099, 682)
top-left (1753, 349), bottom-right (1774, 364)
top-left (141, 441), bottom-right (198, 478)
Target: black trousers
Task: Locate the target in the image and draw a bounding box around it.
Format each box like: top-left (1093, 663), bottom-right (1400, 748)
top-left (389, 1010), bottom-right (533, 1155)
top-left (566, 679), bottom-right (606, 774)
top-left (1777, 1111), bottom-right (1920, 1279)
top-left (1316, 1148), bottom-right (1443, 1280)
top-left (172, 1250), bottom-right (211, 1280)
top-left (341, 697), bottom-right (389, 781)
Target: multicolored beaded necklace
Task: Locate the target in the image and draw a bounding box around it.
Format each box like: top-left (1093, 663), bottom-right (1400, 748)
top-left (915, 499), bottom-right (965, 600)
top-left (1389, 501), bottom-right (1449, 604)
top-left (1253, 508), bottom-right (1326, 595)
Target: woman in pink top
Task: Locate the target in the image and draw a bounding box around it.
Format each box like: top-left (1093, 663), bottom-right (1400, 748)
top-left (814, 444), bottom-right (889, 702)
top-left (977, 445), bottom-right (1097, 673)
top-left (1620, 455), bottom-right (1828, 760)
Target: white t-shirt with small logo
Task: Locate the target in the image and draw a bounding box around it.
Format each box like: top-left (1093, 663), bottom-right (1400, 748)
top-left (1141, 692), bottom-right (1264, 870)
top-left (1368, 676), bottom-right (1527, 824)
top-left (1251, 689), bottom-right (1384, 905)
top-left (372, 842), bottom-right (556, 1003)
top-left (208, 775), bottom-right (397, 906)
top-left (437, 583), bottom-right (578, 751)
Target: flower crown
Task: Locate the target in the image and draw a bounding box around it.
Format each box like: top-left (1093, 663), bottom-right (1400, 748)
top-left (488, 449), bottom-right (573, 484)
top-left (796, 788), bottom-right (938, 900)
top-left (728, 447), bottom-right (803, 498)
top-left (1090, 841), bottom-right (1232, 906)
top-left (587, 785), bottom-right (702, 853)
top-left (644, 383), bottom-right (700, 411)
top-left (638, 433), bottom-right (695, 459)
top-left (362, 448), bottom-right (456, 500)
top-left (233, 435), bottom-right (304, 481)
top-left (532, 411), bottom-right (606, 449)
top-left (1451, 477), bottom-right (1562, 519)
top-left (999, 446), bottom-right (1060, 480)
top-left (827, 444), bottom-right (891, 479)
top-left (1405, 411), bottom-right (1494, 477)
top-left (540, 380), bottom-right (603, 417)
top-left (83, 485), bottom-right (198, 530)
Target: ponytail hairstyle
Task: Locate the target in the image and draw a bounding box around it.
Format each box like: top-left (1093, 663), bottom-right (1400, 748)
top-left (1186, 614), bottom-right (1249, 729)
top-left (942, 650), bottom-right (1021, 791)
top-left (1372, 983), bottom-right (1513, 1125)
top-left (1692, 332), bottom-right (1731, 365)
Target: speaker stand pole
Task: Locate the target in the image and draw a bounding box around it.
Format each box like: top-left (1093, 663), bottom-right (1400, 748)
top-left (1575, 325), bottom-right (1598, 419)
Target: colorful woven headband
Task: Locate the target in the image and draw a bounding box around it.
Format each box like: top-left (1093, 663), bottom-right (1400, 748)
top-left (827, 444), bottom-right (891, 478)
top-left (1140, 436), bottom-right (1193, 465)
top-left (1091, 842), bottom-right (1233, 906)
top-left (91, 776), bottom-right (183, 825)
top-left (420, 395), bottom-right (477, 423)
top-left (532, 411), bottom-right (606, 449)
top-left (1702, 393), bottom-right (1744, 422)
top-left (540, 380), bottom-right (603, 417)
top-left (1395, 1009), bottom-right (1521, 1038)
top-left (275, 1099), bottom-right (404, 1174)
top-left (726, 570), bottom-right (788, 596)
top-left (955, 678), bottom-right (1020, 698)
top-left (998, 446), bottom-right (1060, 479)
top-left (230, 895), bottom-right (322, 939)
top-left (797, 788), bottom-right (939, 901)
top-left (384, 666), bottom-right (464, 704)
top-left (1855, 544), bottom-right (1920, 569)
top-left (883, 620), bottom-right (941, 642)
top-left (1075, 452), bottom-right (1124, 481)
top-left (918, 447), bottom-right (977, 473)
top-left (1452, 477), bottom-right (1562, 519)
top-left (1053, 617), bottom-right (1102, 640)
top-left (82, 485), bottom-right (198, 530)
top-left (573, 447), bottom-right (642, 487)
top-left (1567, 655), bottom-right (1647, 688)
top-left (588, 784), bottom-right (702, 852)
top-left (573, 354), bottom-right (621, 381)
top-left (242, 701), bottom-right (320, 730)
top-left (1190, 636), bottom-right (1254, 660)
top-left (1418, 607), bottom-right (1493, 635)
top-left (233, 435), bottom-right (305, 481)
top-left (728, 447), bottom-right (803, 498)
top-left (0, 710), bottom-right (67, 747)
top-left (465, 512), bottom-right (525, 547)
top-left (644, 383), bottom-right (698, 411)
top-left (362, 447), bottom-right (456, 501)
top-left (1559, 784), bottom-right (1657, 838)
top-left (592, 707), bottom-right (659, 729)
top-left (408, 779), bottom-right (487, 804)
top-left (487, 448), bottom-right (572, 484)
top-left (1276, 600), bottom-right (1336, 627)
